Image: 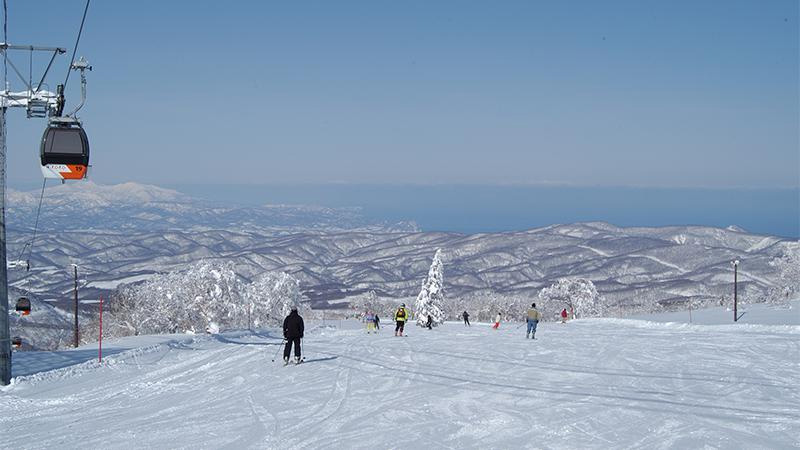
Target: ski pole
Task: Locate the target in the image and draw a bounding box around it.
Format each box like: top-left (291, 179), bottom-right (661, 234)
top-left (271, 339), bottom-right (285, 362)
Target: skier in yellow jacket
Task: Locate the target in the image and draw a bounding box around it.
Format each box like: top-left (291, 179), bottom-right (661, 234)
top-left (394, 303), bottom-right (411, 336)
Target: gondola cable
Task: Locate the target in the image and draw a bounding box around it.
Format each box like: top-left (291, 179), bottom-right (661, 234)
top-left (15, 178), bottom-right (47, 266)
top-left (40, 0), bottom-right (91, 180)
top-left (62, 0), bottom-right (90, 92)
top-left (3, 0), bottom-right (7, 88)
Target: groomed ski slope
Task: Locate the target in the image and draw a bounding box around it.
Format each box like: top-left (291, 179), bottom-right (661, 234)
top-left (3, 309), bottom-right (799, 449)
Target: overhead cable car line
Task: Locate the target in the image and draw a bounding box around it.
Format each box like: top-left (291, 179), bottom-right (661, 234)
top-left (40, 0), bottom-right (92, 181)
top-left (63, 0), bottom-right (90, 91)
top-left (2, 0), bottom-right (95, 384)
top-left (3, 0), bottom-right (7, 87)
top-left (15, 178), bottom-right (46, 265)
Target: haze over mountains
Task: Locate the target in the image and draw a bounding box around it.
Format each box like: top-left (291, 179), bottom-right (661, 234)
top-left (6, 182), bottom-right (792, 314)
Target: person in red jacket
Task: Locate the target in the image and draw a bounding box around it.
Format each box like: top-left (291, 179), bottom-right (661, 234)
top-left (561, 308), bottom-right (568, 324)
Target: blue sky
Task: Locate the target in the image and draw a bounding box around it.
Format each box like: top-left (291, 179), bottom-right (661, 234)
top-left (3, 0), bottom-right (797, 188)
top-left (2, 1), bottom-right (798, 237)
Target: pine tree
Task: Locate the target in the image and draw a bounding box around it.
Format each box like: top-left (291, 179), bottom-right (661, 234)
top-left (414, 249), bottom-right (445, 326)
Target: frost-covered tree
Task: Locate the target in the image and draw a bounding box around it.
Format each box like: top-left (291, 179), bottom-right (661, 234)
top-left (414, 249), bottom-right (445, 326)
top-left (538, 278), bottom-right (603, 318)
top-left (181, 260), bottom-right (244, 332)
top-left (242, 271), bottom-right (306, 327)
top-left (350, 290), bottom-right (383, 316)
top-left (767, 244), bottom-right (800, 304)
top-left (447, 291), bottom-right (530, 322)
top-left (111, 260), bottom-right (306, 336)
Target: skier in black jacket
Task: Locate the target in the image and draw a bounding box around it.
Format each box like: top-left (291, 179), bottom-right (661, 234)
top-left (283, 306), bottom-right (304, 365)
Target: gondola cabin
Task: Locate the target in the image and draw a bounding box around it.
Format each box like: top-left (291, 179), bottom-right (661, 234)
top-left (40, 119), bottom-right (90, 180)
top-left (15, 297), bottom-right (31, 316)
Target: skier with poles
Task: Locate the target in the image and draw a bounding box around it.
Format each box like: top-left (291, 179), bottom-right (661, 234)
top-left (375, 313), bottom-right (381, 330)
top-left (394, 303), bottom-right (410, 336)
top-left (526, 303), bottom-right (542, 339)
top-left (462, 310), bottom-right (470, 326)
top-left (283, 306), bottom-right (304, 365)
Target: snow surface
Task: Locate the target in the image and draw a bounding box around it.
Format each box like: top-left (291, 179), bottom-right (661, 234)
top-left (632, 300), bottom-right (800, 326)
top-left (2, 314), bottom-right (799, 448)
top-left (85, 274), bottom-right (155, 290)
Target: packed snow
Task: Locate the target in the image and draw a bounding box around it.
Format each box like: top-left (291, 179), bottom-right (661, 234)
top-left (2, 302), bottom-right (798, 448)
top-left (633, 300), bottom-right (800, 326)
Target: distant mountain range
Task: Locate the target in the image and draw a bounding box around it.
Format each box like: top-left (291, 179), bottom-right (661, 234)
top-left (6, 181), bottom-right (418, 234)
top-left (6, 182), bottom-right (792, 316)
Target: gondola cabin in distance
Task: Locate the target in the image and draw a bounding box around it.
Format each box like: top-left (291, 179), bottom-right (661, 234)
top-left (39, 117), bottom-right (90, 180)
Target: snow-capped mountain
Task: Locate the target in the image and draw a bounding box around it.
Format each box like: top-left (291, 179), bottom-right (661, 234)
top-left (6, 184), bottom-right (794, 317)
top-left (6, 181), bottom-right (419, 233)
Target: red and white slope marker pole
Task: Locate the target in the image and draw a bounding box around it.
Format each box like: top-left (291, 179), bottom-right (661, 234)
top-left (98, 295), bottom-right (103, 362)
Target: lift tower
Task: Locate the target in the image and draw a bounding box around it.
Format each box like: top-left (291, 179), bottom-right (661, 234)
top-left (0, 43), bottom-right (67, 385)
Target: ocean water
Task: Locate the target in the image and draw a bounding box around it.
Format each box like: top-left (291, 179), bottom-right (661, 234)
top-left (169, 184), bottom-right (799, 238)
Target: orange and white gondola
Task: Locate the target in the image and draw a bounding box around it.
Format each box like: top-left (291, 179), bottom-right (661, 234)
top-left (15, 297), bottom-right (32, 316)
top-left (40, 117), bottom-right (90, 180)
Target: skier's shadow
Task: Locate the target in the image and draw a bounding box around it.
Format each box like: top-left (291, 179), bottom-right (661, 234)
top-left (302, 356), bottom-right (338, 364)
top-left (213, 331), bottom-right (283, 346)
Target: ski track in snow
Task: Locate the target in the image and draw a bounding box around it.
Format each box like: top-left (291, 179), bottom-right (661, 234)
top-left (628, 254), bottom-right (688, 274)
top-left (2, 319), bottom-right (799, 449)
top-left (577, 245), bottom-right (611, 257)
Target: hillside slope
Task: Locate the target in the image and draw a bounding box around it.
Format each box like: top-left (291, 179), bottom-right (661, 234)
top-left (3, 307), bottom-right (798, 448)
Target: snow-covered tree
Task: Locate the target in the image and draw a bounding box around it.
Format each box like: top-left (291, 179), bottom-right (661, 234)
top-left (767, 244), bottom-right (800, 304)
top-left (538, 278), bottom-right (603, 318)
top-left (414, 249), bottom-right (445, 326)
top-left (112, 260), bottom-right (244, 335)
top-left (242, 271), bottom-right (306, 327)
top-left (350, 290), bottom-right (384, 316)
top-left (181, 260), bottom-right (245, 332)
top-left (444, 291), bottom-right (532, 322)
top-left (110, 260), bottom-right (306, 336)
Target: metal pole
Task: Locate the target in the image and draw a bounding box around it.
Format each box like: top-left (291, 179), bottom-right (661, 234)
top-left (98, 295), bottom-right (102, 362)
top-left (734, 262), bottom-right (738, 322)
top-left (0, 38), bottom-right (68, 385)
top-left (73, 264), bottom-right (79, 347)
top-left (0, 106), bottom-right (10, 385)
